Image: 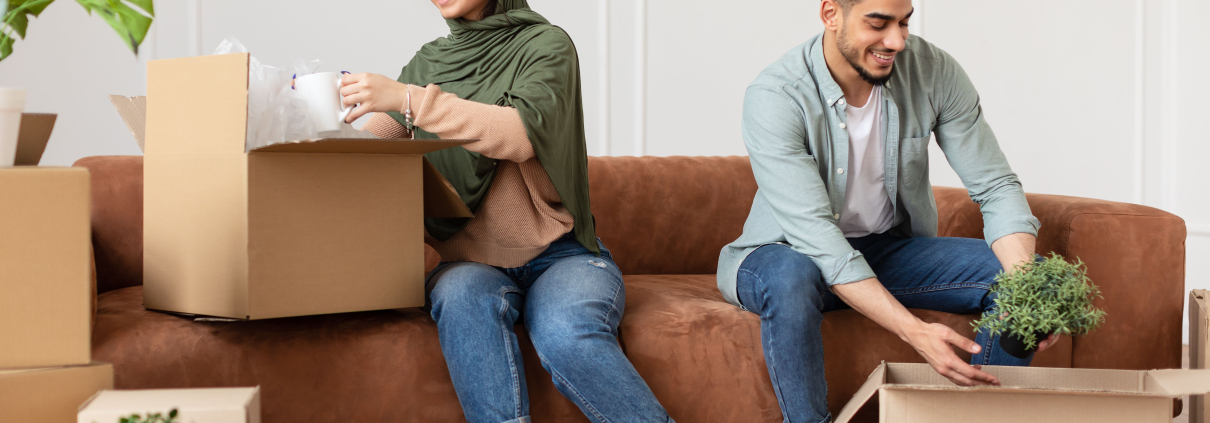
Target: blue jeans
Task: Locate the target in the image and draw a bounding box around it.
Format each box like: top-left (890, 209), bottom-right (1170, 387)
top-left (736, 233), bottom-right (1031, 423)
top-left (426, 234), bottom-right (672, 423)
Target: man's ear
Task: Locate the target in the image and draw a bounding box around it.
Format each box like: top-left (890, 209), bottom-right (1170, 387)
top-left (820, 0), bottom-right (842, 32)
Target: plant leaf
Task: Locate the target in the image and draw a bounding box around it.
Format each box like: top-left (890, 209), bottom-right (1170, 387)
top-left (73, 0), bottom-right (153, 55)
top-left (0, 33), bottom-right (13, 61)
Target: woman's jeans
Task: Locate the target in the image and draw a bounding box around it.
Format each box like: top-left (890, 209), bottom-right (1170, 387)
top-left (426, 233), bottom-right (672, 423)
top-left (736, 233), bottom-right (1032, 423)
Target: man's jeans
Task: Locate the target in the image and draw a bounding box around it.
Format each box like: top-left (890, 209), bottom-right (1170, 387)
top-left (426, 234), bottom-right (672, 423)
top-left (736, 233), bottom-right (1032, 423)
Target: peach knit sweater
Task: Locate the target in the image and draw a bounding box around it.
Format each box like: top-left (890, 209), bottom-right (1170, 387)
top-left (364, 84), bottom-right (574, 268)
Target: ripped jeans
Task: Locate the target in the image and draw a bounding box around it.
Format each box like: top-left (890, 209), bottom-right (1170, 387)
top-left (426, 233), bottom-right (672, 423)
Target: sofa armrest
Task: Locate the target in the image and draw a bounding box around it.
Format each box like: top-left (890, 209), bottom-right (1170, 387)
top-left (1027, 193), bottom-right (1185, 370)
top-left (935, 186), bottom-right (1185, 370)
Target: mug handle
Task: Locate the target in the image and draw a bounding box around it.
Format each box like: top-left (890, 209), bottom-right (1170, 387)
top-left (336, 71), bottom-right (357, 123)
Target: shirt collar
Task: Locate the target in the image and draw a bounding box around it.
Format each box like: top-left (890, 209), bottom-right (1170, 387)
top-left (809, 33), bottom-right (893, 108)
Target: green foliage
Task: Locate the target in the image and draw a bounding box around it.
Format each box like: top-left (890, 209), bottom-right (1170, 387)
top-left (972, 253), bottom-right (1107, 350)
top-left (0, 0), bottom-right (154, 61)
top-left (114, 408), bottom-right (178, 423)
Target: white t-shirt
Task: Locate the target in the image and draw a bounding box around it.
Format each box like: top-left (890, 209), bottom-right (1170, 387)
top-left (838, 86), bottom-right (895, 238)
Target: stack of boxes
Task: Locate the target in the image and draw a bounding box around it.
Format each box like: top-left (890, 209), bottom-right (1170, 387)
top-left (0, 115), bottom-right (114, 422)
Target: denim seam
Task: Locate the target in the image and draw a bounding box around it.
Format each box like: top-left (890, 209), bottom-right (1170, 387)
top-left (533, 348), bottom-right (610, 423)
top-left (737, 268), bottom-right (763, 311)
top-left (603, 272), bottom-right (624, 328)
top-left (497, 286), bottom-right (525, 420)
top-left (746, 269), bottom-right (794, 419)
top-left (979, 329), bottom-right (995, 366)
top-left (885, 281), bottom-right (991, 296)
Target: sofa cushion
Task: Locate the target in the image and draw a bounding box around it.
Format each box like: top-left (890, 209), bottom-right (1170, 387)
top-left (617, 274), bottom-right (1072, 422)
top-left (74, 156), bottom-right (143, 294)
top-left (93, 286), bottom-right (587, 423)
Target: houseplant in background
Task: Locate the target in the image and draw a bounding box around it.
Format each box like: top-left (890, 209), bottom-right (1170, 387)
top-left (972, 253), bottom-right (1107, 358)
top-left (0, 0), bottom-right (153, 166)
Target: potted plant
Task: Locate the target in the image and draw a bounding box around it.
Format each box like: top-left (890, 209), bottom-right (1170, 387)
top-left (972, 253), bottom-right (1107, 359)
top-left (0, 0), bottom-right (154, 165)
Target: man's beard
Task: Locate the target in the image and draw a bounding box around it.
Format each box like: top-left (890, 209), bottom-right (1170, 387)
top-left (837, 26), bottom-right (895, 86)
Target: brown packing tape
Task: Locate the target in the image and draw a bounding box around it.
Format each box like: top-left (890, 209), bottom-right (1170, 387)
top-left (15, 113), bottom-right (56, 165)
top-left (108, 95), bottom-right (147, 152)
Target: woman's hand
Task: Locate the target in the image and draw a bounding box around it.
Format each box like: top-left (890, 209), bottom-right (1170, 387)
top-left (339, 73), bottom-right (409, 123)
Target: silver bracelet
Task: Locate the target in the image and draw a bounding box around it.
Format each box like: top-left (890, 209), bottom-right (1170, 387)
top-left (403, 85), bottom-right (415, 139)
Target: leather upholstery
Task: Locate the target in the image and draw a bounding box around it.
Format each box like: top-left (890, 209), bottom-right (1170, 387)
top-left (75, 155), bottom-right (1184, 422)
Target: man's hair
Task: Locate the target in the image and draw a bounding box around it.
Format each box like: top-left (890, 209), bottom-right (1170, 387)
top-left (830, 0), bottom-right (861, 12)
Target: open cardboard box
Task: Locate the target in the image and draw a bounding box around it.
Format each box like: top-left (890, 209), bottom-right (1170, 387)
top-left (0, 166), bottom-right (92, 369)
top-left (1192, 290), bottom-right (1209, 423)
top-left (79, 387), bottom-right (260, 423)
top-left (0, 363), bottom-right (113, 423)
top-left (835, 362), bottom-right (1210, 423)
top-left (124, 52), bottom-right (474, 320)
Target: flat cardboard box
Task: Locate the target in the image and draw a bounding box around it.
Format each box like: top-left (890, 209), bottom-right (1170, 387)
top-left (835, 362), bottom-right (1210, 423)
top-left (0, 363), bottom-right (114, 423)
top-left (15, 113), bottom-right (57, 165)
top-left (0, 167), bottom-right (92, 369)
top-left (136, 52), bottom-right (472, 320)
top-left (79, 387), bottom-right (260, 423)
top-left (1192, 290), bottom-right (1209, 423)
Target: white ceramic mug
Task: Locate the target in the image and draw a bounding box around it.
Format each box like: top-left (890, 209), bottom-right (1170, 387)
top-left (295, 72), bottom-right (355, 133)
top-left (0, 88), bottom-right (25, 167)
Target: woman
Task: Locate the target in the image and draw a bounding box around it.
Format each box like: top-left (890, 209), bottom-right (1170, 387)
top-left (336, 1), bottom-right (672, 422)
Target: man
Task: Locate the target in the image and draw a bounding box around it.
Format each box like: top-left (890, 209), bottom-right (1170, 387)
top-left (717, 0), bottom-right (1060, 421)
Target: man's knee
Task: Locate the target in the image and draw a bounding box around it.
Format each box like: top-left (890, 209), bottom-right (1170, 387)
top-left (746, 246), bottom-right (827, 312)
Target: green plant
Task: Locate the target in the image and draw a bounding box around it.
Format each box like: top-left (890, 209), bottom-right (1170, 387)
top-left (114, 408), bottom-right (178, 423)
top-left (1, 0), bottom-right (154, 61)
top-left (972, 253), bottom-right (1107, 350)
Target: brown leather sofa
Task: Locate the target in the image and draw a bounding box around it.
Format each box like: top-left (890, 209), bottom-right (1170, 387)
top-left (76, 155), bottom-right (1186, 423)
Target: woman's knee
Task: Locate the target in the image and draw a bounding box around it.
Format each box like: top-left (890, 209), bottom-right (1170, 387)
top-left (428, 263), bottom-right (513, 318)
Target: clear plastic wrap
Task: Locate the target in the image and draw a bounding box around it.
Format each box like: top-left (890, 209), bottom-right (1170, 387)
top-left (212, 38), bottom-right (375, 152)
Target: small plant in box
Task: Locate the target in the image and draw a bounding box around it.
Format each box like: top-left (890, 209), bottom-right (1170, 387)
top-left (972, 253), bottom-right (1106, 358)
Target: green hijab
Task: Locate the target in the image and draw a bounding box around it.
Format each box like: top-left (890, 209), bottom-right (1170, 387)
top-left (389, 0), bottom-right (598, 254)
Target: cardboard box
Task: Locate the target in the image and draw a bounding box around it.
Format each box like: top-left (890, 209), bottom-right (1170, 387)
top-left (835, 362), bottom-right (1210, 423)
top-left (0, 363), bottom-right (114, 423)
top-left (78, 387), bottom-right (260, 423)
top-left (135, 52), bottom-right (472, 320)
top-left (0, 167), bottom-right (92, 369)
top-left (15, 112), bottom-right (56, 165)
top-left (1192, 290), bottom-right (1209, 423)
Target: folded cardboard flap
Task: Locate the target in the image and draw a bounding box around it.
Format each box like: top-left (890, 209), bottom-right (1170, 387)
top-left (15, 113), bottom-right (56, 165)
top-left (834, 362), bottom-right (887, 423)
top-left (1145, 369), bottom-right (1210, 396)
top-left (109, 95), bottom-right (147, 152)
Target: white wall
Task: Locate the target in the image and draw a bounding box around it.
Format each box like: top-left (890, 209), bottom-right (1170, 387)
top-left (1, 0), bottom-right (1206, 340)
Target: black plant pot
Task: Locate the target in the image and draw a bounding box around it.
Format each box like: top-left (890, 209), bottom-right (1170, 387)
top-left (999, 330), bottom-right (1049, 359)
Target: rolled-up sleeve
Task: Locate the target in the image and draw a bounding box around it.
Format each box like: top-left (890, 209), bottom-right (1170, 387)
top-left (931, 52), bottom-right (1041, 245)
top-left (743, 86), bottom-right (876, 286)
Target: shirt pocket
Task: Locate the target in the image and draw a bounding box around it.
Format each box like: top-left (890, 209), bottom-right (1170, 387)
top-left (899, 135), bottom-right (931, 190)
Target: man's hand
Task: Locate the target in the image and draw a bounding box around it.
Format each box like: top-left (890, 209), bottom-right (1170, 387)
top-left (902, 321), bottom-right (1000, 386)
top-left (989, 232), bottom-right (1063, 353)
top-left (832, 278), bottom-right (1000, 387)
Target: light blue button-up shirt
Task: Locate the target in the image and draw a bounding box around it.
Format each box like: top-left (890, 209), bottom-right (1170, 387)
top-left (716, 33), bottom-right (1041, 306)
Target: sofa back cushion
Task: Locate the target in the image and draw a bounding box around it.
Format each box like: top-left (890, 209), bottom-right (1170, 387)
top-left (73, 156), bottom-right (143, 294)
top-left (587, 156), bottom-right (758, 275)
